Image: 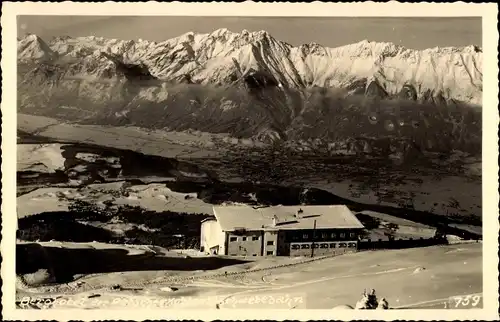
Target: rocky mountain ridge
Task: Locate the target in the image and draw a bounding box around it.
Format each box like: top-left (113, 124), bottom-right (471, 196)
top-left (18, 29), bottom-right (483, 105)
top-left (17, 30), bottom-right (482, 158)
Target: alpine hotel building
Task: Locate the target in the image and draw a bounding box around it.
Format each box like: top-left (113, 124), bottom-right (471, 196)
top-left (200, 205), bottom-right (365, 257)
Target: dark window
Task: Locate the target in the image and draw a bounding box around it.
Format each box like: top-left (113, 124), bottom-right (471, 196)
top-left (320, 243), bottom-right (328, 249)
top-left (348, 242), bottom-right (357, 248)
top-left (253, 254), bottom-right (257, 256)
top-left (340, 233), bottom-right (345, 238)
top-left (252, 236), bottom-right (259, 241)
top-left (339, 243), bottom-right (347, 248)
top-left (291, 244), bottom-right (300, 250)
top-left (350, 232), bottom-right (356, 238)
top-left (242, 237), bottom-right (247, 241)
top-left (230, 237), bottom-right (237, 242)
top-left (329, 243), bottom-right (336, 248)
top-left (312, 243), bottom-right (319, 249)
top-left (301, 244), bottom-right (310, 249)
top-left (321, 233), bottom-right (328, 239)
top-left (266, 251), bottom-right (274, 255)
top-left (303, 234), bottom-right (309, 240)
top-left (267, 241), bottom-right (274, 246)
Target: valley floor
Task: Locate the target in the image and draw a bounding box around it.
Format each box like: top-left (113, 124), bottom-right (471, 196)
top-left (17, 113), bottom-right (482, 220)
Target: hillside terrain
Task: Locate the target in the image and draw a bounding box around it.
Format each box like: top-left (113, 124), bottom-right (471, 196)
top-left (17, 134), bottom-right (481, 251)
top-left (16, 241), bottom-right (482, 310)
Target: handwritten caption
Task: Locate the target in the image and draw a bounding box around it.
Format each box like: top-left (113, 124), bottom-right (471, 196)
top-left (17, 293), bottom-right (307, 309)
top-left (447, 293), bottom-right (483, 309)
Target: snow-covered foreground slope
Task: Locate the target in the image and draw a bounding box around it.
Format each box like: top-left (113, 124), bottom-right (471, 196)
top-left (16, 242), bottom-right (481, 310)
top-left (18, 29), bottom-right (482, 104)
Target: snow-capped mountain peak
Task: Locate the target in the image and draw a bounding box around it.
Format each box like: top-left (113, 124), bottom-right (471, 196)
top-left (18, 33), bottom-right (58, 62)
top-left (17, 29), bottom-right (483, 105)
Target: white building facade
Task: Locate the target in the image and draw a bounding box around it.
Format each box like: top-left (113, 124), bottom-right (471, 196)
top-left (200, 205), bottom-right (365, 257)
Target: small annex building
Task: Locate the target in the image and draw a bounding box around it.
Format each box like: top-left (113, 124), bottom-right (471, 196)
top-left (200, 204), bottom-right (365, 257)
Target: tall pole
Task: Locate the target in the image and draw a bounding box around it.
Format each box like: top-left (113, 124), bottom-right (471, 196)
top-left (311, 219), bottom-right (317, 258)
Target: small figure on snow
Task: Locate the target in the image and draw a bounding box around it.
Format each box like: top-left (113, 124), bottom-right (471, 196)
top-left (377, 297), bottom-right (389, 310)
top-left (355, 289), bottom-right (379, 309)
top-left (355, 296), bottom-right (370, 309)
top-left (366, 289), bottom-right (379, 309)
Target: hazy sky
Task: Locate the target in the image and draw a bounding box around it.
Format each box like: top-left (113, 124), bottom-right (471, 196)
top-left (17, 16), bottom-right (482, 50)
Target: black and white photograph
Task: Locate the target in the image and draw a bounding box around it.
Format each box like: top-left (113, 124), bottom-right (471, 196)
top-left (2, 2), bottom-right (499, 320)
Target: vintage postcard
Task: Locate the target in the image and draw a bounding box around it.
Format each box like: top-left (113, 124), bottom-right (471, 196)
top-left (2, 1), bottom-right (499, 321)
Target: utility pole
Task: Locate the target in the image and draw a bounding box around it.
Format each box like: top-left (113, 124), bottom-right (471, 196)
top-left (311, 220), bottom-right (317, 258)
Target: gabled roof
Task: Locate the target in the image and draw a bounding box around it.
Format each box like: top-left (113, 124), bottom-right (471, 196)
top-left (212, 204), bottom-right (364, 231)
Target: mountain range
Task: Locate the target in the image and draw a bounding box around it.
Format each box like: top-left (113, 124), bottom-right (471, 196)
top-left (17, 29), bottom-right (482, 157)
top-left (18, 28), bottom-right (483, 103)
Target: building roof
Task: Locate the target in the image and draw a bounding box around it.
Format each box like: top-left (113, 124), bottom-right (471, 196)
top-left (212, 204), bottom-right (364, 231)
top-left (200, 216), bottom-right (216, 224)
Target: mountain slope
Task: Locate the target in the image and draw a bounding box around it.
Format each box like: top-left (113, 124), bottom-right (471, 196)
top-left (17, 30), bottom-right (482, 158)
top-left (18, 34), bottom-right (58, 62)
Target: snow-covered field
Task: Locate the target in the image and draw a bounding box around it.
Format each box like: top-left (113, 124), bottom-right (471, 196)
top-left (310, 175), bottom-right (481, 220)
top-left (18, 113), bottom-right (227, 160)
top-left (356, 210), bottom-right (437, 239)
top-left (17, 144), bottom-right (66, 173)
top-left (17, 181), bottom-right (214, 218)
top-left (16, 242), bottom-right (482, 310)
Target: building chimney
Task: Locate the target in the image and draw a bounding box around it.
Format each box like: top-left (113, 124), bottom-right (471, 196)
top-left (272, 215), bottom-right (278, 227)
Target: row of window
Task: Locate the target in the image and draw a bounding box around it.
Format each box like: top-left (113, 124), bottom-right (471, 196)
top-left (229, 232), bottom-right (357, 243)
top-left (290, 232), bottom-right (356, 241)
top-left (229, 236), bottom-right (260, 242)
top-left (291, 242), bottom-right (357, 250)
top-left (228, 251), bottom-right (274, 256)
top-left (229, 236), bottom-right (277, 246)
